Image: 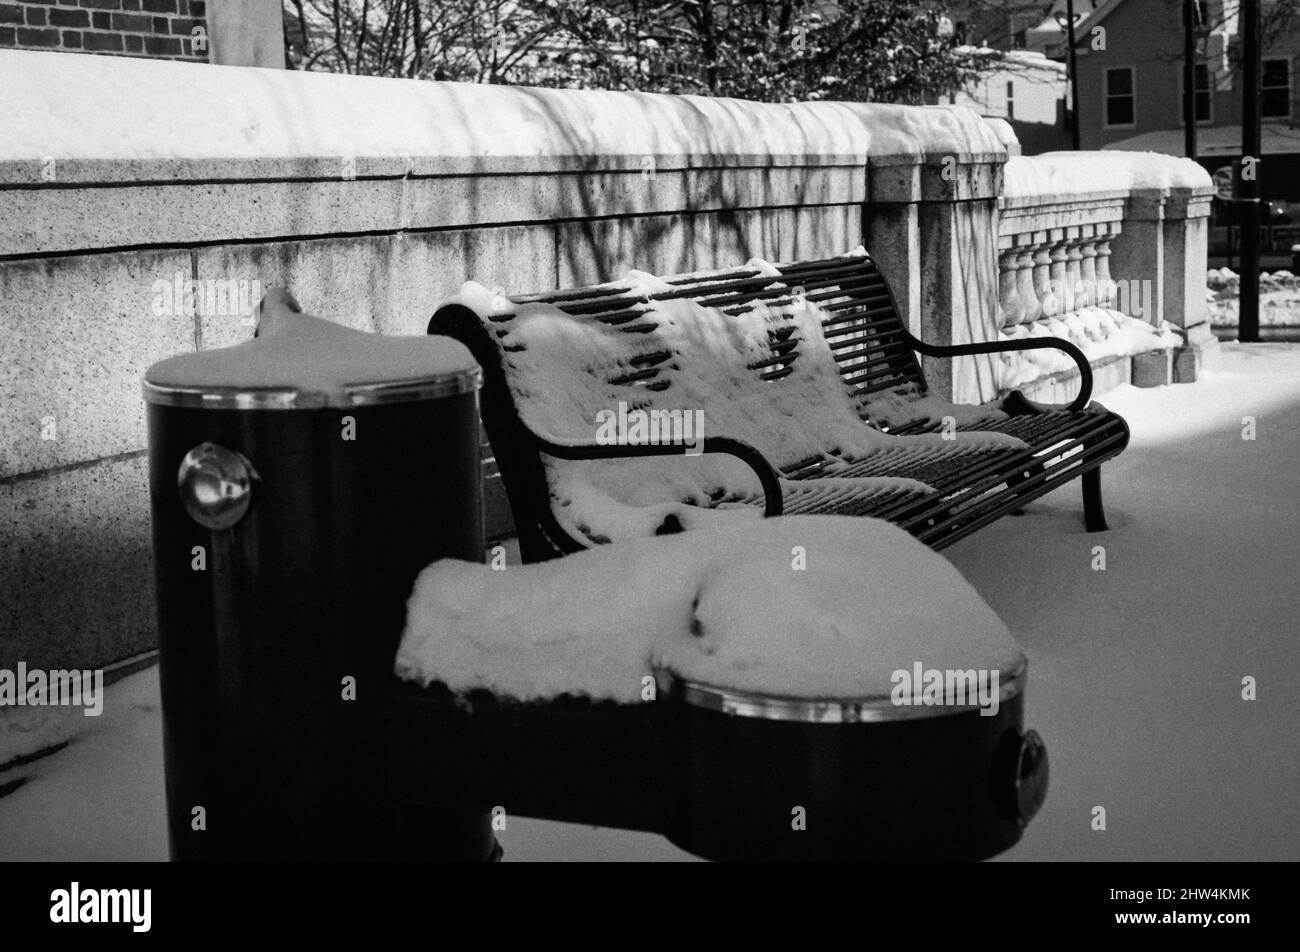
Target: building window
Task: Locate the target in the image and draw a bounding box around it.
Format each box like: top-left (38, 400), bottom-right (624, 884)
top-left (1105, 67), bottom-right (1136, 128)
top-left (1006, 81), bottom-right (1015, 120)
top-left (1180, 63), bottom-right (1212, 124)
top-left (1010, 12), bottom-right (1033, 49)
top-left (1262, 58), bottom-right (1291, 119)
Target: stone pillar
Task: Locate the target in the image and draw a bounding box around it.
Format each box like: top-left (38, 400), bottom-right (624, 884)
top-left (917, 153), bottom-right (1005, 404)
top-left (865, 150), bottom-right (1007, 403)
top-left (1108, 188), bottom-right (1167, 326)
top-left (1163, 185), bottom-right (1220, 381)
top-left (864, 155), bottom-right (923, 340)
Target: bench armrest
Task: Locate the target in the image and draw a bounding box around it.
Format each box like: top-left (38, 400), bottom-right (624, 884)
top-left (532, 435), bottom-right (785, 517)
top-left (902, 330), bottom-right (1093, 413)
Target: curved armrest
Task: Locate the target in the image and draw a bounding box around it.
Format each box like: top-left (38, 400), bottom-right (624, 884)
top-left (533, 434), bottom-right (784, 517)
top-left (903, 330), bottom-right (1093, 413)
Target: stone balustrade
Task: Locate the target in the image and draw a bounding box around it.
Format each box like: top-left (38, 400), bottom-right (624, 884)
top-left (993, 153), bottom-right (1216, 402)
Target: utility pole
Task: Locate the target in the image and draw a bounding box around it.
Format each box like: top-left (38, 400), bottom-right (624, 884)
top-left (1060, 0), bottom-right (1082, 150)
top-left (1183, 0), bottom-right (1198, 161)
top-left (1239, 0), bottom-right (1262, 342)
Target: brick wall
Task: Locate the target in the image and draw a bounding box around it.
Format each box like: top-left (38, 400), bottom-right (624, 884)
top-left (0, 0), bottom-right (207, 62)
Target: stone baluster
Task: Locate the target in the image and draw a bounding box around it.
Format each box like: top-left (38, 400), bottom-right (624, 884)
top-left (1065, 239), bottom-right (1084, 315)
top-left (1049, 240), bottom-right (1071, 318)
top-left (997, 249), bottom-right (1024, 329)
top-left (1015, 246), bottom-right (1040, 325)
top-left (1077, 239), bottom-right (1098, 310)
top-left (1094, 233), bottom-right (1116, 309)
top-left (1033, 243), bottom-right (1057, 319)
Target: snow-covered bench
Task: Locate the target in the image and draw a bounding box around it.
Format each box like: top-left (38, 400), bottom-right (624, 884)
top-left (430, 250), bottom-right (1130, 561)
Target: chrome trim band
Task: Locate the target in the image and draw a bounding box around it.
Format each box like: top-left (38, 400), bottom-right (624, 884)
top-left (342, 369), bottom-right (482, 406)
top-left (142, 383), bottom-right (315, 410)
top-left (142, 367), bottom-right (481, 409)
top-left (655, 656), bottom-right (1027, 724)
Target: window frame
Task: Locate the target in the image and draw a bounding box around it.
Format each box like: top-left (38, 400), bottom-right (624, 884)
top-left (1103, 66), bottom-right (1137, 130)
top-left (1262, 57), bottom-right (1292, 120)
top-left (1178, 62), bottom-right (1213, 126)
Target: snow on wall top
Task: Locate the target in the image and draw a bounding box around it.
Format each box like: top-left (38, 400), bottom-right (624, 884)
top-left (1003, 151), bottom-right (1213, 199)
top-left (396, 515), bottom-right (1024, 702)
top-left (0, 49), bottom-right (1004, 176)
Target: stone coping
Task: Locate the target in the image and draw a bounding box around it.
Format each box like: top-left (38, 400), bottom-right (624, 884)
top-left (0, 153), bottom-right (870, 187)
top-left (0, 49), bottom-right (1008, 187)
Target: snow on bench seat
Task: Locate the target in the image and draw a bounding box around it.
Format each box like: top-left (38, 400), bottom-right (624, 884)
top-left (449, 255), bottom-right (1025, 544)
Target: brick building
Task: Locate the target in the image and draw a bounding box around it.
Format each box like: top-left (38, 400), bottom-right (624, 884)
top-left (0, 0), bottom-right (208, 61)
top-left (0, 0), bottom-right (283, 66)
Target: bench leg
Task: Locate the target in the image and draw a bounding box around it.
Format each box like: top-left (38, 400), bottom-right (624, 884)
top-left (1082, 466), bottom-right (1108, 532)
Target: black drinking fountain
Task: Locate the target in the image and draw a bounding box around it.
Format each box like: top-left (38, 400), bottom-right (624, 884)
top-left (144, 292), bottom-right (1047, 862)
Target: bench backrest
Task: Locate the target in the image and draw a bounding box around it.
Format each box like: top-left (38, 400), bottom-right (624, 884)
top-left (510, 252), bottom-right (925, 402)
top-left (430, 251), bottom-right (926, 560)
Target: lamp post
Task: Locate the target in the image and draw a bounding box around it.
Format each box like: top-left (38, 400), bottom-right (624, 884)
top-left (1055, 0), bottom-right (1083, 150)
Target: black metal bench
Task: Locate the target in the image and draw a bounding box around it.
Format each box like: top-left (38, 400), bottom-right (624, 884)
top-left (429, 251), bottom-right (1130, 561)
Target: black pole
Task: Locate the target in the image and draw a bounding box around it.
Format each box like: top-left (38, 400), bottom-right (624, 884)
top-left (1065, 0), bottom-right (1081, 150)
top-left (1183, 0), bottom-right (1198, 161)
top-left (1239, 0), bottom-right (1261, 342)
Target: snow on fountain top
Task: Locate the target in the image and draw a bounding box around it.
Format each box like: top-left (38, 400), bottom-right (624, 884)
top-left (144, 290), bottom-right (477, 407)
top-left (396, 515), bottom-right (1023, 703)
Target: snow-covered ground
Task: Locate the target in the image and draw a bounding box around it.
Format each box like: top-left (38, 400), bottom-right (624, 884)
top-left (1208, 268), bottom-right (1300, 327)
top-left (2, 343), bottom-right (1297, 861)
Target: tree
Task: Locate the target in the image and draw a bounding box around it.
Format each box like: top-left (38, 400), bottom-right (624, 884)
top-left (283, 0), bottom-right (558, 81)
top-left (284, 0), bottom-right (1007, 104)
